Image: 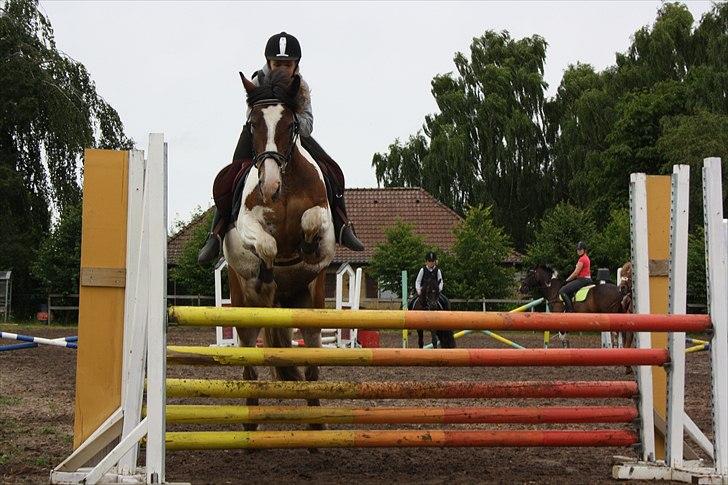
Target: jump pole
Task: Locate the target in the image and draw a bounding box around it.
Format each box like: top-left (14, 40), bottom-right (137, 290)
top-left (165, 378), bottom-right (639, 399)
top-left (166, 346), bottom-right (669, 367)
top-left (163, 404), bottom-right (639, 425)
top-left (168, 306), bottom-right (710, 332)
top-left (428, 298), bottom-right (543, 349)
top-left (165, 429), bottom-right (639, 451)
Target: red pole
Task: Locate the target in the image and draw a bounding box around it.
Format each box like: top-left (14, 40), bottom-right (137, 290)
top-left (404, 311), bottom-right (710, 332)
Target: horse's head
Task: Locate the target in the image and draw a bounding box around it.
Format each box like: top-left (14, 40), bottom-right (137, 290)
top-left (421, 276), bottom-right (441, 311)
top-left (241, 70), bottom-right (302, 204)
top-left (619, 261), bottom-right (633, 296)
top-left (519, 264), bottom-right (557, 294)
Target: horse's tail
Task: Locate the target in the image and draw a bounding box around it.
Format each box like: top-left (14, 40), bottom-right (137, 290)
top-left (264, 327), bottom-right (303, 382)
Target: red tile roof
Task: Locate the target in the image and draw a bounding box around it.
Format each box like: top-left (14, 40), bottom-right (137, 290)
top-left (338, 187), bottom-right (462, 263)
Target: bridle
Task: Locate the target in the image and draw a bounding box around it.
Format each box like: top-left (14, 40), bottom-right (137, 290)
top-left (249, 99), bottom-right (300, 174)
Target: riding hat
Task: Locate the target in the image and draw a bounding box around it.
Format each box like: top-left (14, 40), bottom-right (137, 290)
top-left (425, 251), bottom-right (437, 262)
top-left (576, 241), bottom-right (588, 251)
top-left (265, 32), bottom-right (302, 61)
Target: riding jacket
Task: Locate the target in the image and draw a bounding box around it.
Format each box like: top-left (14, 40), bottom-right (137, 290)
top-left (416, 266), bottom-right (444, 295)
top-left (250, 64), bottom-right (314, 137)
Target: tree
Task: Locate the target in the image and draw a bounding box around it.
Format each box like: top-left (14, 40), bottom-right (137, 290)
top-left (591, 208), bottom-right (631, 273)
top-left (657, 111), bottom-right (728, 231)
top-left (30, 201), bottom-right (81, 294)
top-left (525, 203), bottom-right (598, 275)
top-left (366, 221), bottom-right (430, 298)
top-left (169, 209), bottom-right (216, 296)
top-left (686, 227), bottom-right (706, 307)
top-left (373, 30), bottom-right (551, 249)
top-left (1, 0), bottom-right (131, 315)
top-left (440, 206), bottom-right (515, 300)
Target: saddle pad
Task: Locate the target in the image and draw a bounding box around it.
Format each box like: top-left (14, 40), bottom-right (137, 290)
top-left (574, 285), bottom-right (595, 302)
top-left (557, 285), bottom-right (595, 303)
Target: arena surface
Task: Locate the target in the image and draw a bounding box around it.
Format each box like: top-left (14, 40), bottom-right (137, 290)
top-left (0, 324), bottom-right (712, 484)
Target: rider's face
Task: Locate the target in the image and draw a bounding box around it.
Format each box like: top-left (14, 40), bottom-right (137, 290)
top-left (426, 260), bottom-right (436, 269)
top-left (269, 59), bottom-right (297, 78)
top-left (577, 248), bottom-right (585, 256)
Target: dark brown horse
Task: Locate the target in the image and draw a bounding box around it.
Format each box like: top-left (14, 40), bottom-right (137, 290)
top-left (222, 70), bottom-right (335, 432)
top-left (520, 264), bottom-right (624, 347)
top-left (414, 275), bottom-right (456, 348)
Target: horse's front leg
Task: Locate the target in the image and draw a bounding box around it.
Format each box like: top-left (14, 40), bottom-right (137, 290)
top-left (431, 330), bottom-right (439, 349)
top-left (417, 330), bottom-right (424, 348)
top-left (236, 327), bottom-right (262, 432)
top-left (299, 205), bottom-right (334, 265)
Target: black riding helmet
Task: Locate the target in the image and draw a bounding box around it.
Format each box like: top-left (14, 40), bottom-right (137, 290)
top-left (576, 241), bottom-right (588, 251)
top-left (265, 32), bottom-right (302, 61)
top-left (425, 251), bottom-right (437, 262)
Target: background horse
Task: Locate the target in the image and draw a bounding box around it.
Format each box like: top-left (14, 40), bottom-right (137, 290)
top-left (222, 70), bottom-right (336, 432)
top-left (519, 264), bottom-right (624, 347)
top-left (617, 260), bottom-right (635, 345)
top-left (413, 276), bottom-right (456, 348)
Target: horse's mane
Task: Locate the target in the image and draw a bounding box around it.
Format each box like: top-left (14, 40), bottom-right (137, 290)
top-left (246, 70), bottom-right (302, 112)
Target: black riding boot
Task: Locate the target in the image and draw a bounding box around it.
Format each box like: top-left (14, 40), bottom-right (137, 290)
top-left (197, 209), bottom-right (225, 264)
top-left (322, 173), bottom-right (363, 252)
top-left (333, 194), bottom-right (364, 252)
top-left (561, 292), bottom-right (574, 312)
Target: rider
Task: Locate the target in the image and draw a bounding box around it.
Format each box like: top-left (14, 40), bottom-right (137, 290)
top-left (412, 251), bottom-right (450, 310)
top-left (559, 241), bottom-right (593, 312)
top-left (197, 31), bottom-right (364, 264)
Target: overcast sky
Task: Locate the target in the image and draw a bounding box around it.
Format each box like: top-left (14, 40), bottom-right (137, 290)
top-left (39, 1), bottom-right (714, 225)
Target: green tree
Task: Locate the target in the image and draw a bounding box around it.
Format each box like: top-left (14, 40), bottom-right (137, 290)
top-left (591, 208), bottom-right (631, 273)
top-left (366, 221), bottom-right (430, 298)
top-left (525, 203), bottom-right (598, 275)
top-left (373, 30), bottom-right (551, 249)
top-left (657, 111), bottom-right (728, 230)
top-left (1, 0), bottom-right (131, 315)
top-left (687, 227), bottom-right (706, 307)
top-left (30, 201), bottom-right (81, 294)
top-left (440, 206), bottom-right (515, 300)
top-left (169, 209), bottom-right (216, 296)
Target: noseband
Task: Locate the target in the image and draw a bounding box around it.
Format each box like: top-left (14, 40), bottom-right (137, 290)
top-left (249, 100), bottom-right (300, 174)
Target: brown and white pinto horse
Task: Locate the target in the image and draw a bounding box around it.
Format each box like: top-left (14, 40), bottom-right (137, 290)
top-left (222, 70), bottom-right (335, 431)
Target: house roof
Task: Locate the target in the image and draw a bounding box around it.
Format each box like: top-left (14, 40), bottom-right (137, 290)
top-left (167, 187), bottom-right (463, 266)
top-left (167, 211), bottom-right (210, 266)
top-left (337, 187), bottom-right (462, 263)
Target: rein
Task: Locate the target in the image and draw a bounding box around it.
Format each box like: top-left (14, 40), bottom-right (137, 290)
top-left (249, 100), bottom-right (300, 174)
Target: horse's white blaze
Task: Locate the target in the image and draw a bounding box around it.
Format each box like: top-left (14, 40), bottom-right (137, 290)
top-left (260, 105), bottom-right (284, 201)
top-left (262, 105), bottom-right (283, 152)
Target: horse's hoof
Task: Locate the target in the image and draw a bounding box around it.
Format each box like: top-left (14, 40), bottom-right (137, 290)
top-left (307, 447), bottom-right (321, 454)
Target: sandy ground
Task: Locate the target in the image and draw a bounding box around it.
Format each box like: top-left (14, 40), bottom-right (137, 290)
top-left (0, 324), bottom-right (713, 484)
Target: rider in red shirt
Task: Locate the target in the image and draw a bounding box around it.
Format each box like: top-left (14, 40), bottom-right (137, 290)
top-left (559, 241), bottom-right (593, 312)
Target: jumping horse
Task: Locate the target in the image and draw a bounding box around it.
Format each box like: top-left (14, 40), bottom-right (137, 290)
top-left (519, 264), bottom-right (624, 348)
top-left (222, 70), bottom-right (336, 432)
top-left (413, 275), bottom-right (456, 348)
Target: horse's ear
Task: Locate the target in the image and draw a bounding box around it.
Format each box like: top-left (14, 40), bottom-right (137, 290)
top-left (239, 72), bottom-right (257, 94)
top-left (288, 74), bottom-right (301, 97)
